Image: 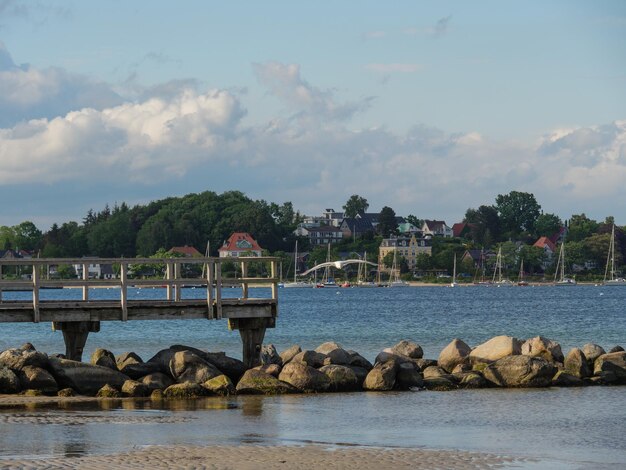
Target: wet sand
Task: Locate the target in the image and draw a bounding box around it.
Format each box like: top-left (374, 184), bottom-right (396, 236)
top-left (0, 444), bottom-right (529, 469)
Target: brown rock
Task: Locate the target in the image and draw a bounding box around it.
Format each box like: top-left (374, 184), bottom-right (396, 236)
top-left (18, 366), bottom-right (58, 395)
top-left (121, 380), bottom-right (150, 397)
top-left (291, 350), bottom-right (327, 368)
top-left (278, 361), bottom-right (331, 392)
top-left (395, 362), bottom-right (424, 390)
top-left (163, 382), bottom-right (207, 399)
top-left (169, 350), bottom-right (221, 384)
top-left (315, 342), bottom-right (352, 366)
top-left (279, 345), bottom-right (302, 365)
top-left (252, 363), bottom-right (282, 377)
top-left (90, 348), bottom-right (118, 370)
top-left (363, 360), bottom-right (397, 391)
top-left (438, 339), bottom-right (471, 373)
top-left (521, 336), bottom-right (564, 363)
top-left (581, 343), bottom-right (606, 369)
top-left (319, 364), bottom-right (360, 392)
top-left (235, 370), bottom-right (296, 395)
top-left (141, 372), bottom-right (174, 391)
top-left (551, 371), bottom-right (584, 387)
top-left (390, 340), bottom-right (423, 359)
top-left (203, 374), bottom-right (236, 396)
top-left (564, 348), bottom-right (591, 378)
top-left (483, 355), bottom-right (557, 388)
top-left (593, 351), bottom-right (626, 384)
top-left (96, 384), bottom-right (121, 398)
top-left (469, 336), bottom-right (522, 364)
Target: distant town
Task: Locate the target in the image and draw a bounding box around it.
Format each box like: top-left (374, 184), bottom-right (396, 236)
top-left (0, 190), bottom-right (623, 283)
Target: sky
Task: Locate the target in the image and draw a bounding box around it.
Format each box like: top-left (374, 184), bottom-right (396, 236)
top-left (0, 0), bottom-right (625, 229)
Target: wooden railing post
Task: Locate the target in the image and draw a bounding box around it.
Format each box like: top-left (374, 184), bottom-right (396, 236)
top-left (166, 261), bottom-right (173, 301)
top-left (271, 260), bottom-right (278, 303)
top-left (241, 259), bottom-right (249, 299)
top-left (32, 262), bottom-right (40, 323)
top-left (174, 261), bottom-right (181, 301)
top-left (120, 262), bottom-right (128, 321)
top-left (82, 262), bottom-right (89, 301)
top-left (207, 259), bottom-right (214, 319)
top-left (215, 259), bottom-right (222, 319)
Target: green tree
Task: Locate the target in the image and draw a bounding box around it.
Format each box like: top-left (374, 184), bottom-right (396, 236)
top-left (495, 191), bottom-right (541, 237)
top-left (517, 245), bottom-right (546, 274)
top-left (567, 214), bottom-right (599, 242)
top-left (13, 221), bottom-right (43, 251)
top-left (406, 215), bottom-right (423, 230)
top-left (464, 205), bottom-right (501, 245)
top-left (342, 195), bottom-right (369, 218)
top-left (377, 206), bottom-right (398, 237)
top-left (534, 213), bottom-right (562, 238)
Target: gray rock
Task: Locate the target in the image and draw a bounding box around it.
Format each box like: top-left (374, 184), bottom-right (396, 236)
top-left (483, 355), bottom-right (557, 388)
top-left (315, 342), bottom-right (352, 366)
top-left (0, 366), bottom-right (20, 393)
top-left (581, 343), bottom-right (606, 369)
top-left (469, 336), bottom-right (522, 364)
top-left (278, 361), bottom-right (331, 392)
top-left (564, 348), bottom-right (591, 378)
top-left (251, 364), bottom-right (282, 377)
top-left (147, 348), bottom-right (177, 373)
top-left (90, 348), bottom-right (118, 370)
top-left (319, 364), bottom-right (360, 392)
top-left (261, 344), bottom-right (283, 366)
top-left (348, 366), bottom-right (369, 386)
top-left (608, 346), bottom-right (624, 353)
top-left (96, 384), bottom-right (121, 398)
top-left (423, 376), bottom-right (457, 391)
top-left (414, 358), bottom-right (438, 371)
top-left (551, 371), bottom-right (584, 387)
top-left (116, 352), bottom-right (143, 369)
top-left (395, 362), bottom-right (424, 390)
top-left (163, 382), bottom-right (208, 399)
top-left (363, 360), bottom-right (397, 391)
top-left (47, 357), bottom-right (130, 395)
top-left (169, 345), bottom-right (247, 382)
top-left (0, 348), bottom-right (49, 371)
top-left (19, 343), bottom-right (36, 352)
top-left (169, 350), bottom-right (221, 384)
top-left (236, 370), bottom-right (296, 395)
top-left (391, 340), bottom-right (423, 359)
top-left (454, 371), bottom-right (488, 389)
top-left (347, 350), bottom-right (373, 370)
top-left (119, 362), bottom-right (162, 380)
top-left (438, 338), bottom-right (471, 373)
top-left (423, 366), bottom-right (451, 379)
top-left (203, 375), bottom-right (236, 396)
top-left (121, 380), bottom-right (151, 397)
top-left (521, 336), bottom-right (564, 363)
top-left (18, 366), bottom-right (58, 395)
top-left (374, 351), bottom-right (412, 366)
top-left (291, 350), bottom-right (328, 368)
top-left (593, 351), bottom-right (626, 384)
top-left (141, 372), bottom-right (174, 391)
top-left (279, 345), bottom-right (302, 365)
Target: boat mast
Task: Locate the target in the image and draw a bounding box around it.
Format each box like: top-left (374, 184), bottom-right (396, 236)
top-left (604, 224), bottom-right (615, 282)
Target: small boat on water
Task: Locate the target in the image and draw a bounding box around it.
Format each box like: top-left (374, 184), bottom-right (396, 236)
top-left (604, 224), bottom-right (626, 286)
top-left (449, 255), bottom-right (458, 288)
top-left (388, 248), bottom-right (409, 287)
top-left (517, 259), bottom-right (528, 286)
top-left (283, 241), bottom-right (312, 288)
top-left (492, 246), bottom-right (514, 287)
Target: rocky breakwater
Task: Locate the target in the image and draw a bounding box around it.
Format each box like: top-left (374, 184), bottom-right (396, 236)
top-left (0, 336), bottom-right (624, 399)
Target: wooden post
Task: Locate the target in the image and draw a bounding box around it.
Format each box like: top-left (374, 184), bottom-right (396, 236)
top-left (166, 261), bottom-right (173, 301)
top-left (271, 260), bottom-right (278, 305)
top-left (241, 260), bottom-right (248, 299)
top-left (174, 261), bottom-right (181, 301)
top-left (54, 321), bottom-right (100, 362)
top-left (120, 262), bottom-right (128, 321)
top-left (82, 262), bottom-right (89, 301)
top-left (32, 263), bottom-right (40, 323)
top-left (215, 259), bottom-right (222, 319)
top-left (207, 259), bottom-right (214, 319)
top-left (230, 318), bottom-right (273, 369)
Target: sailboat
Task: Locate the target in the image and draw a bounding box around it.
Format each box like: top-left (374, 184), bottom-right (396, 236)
top-left (492, 246), bottom-right (513, 286)
top-left (283, 241), bottom-right (311, 288)
top-left (356, 251), bottom-right (377, 288)
top-left (449, 254), bottom-right (458, 287)
top-left (604, 224), bottom-right (626, 286)
top-left (517, 259), bottom-right (528, 286)
top-left (554, 243), bottom-right (577, 286)
top-left (388, 247), bottom-right (409, 287)
top-left (320, 243), bottom-right (338, 287)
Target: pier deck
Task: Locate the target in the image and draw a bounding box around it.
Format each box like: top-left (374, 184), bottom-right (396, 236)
top-left (0, 256), bottom-right (278, 366)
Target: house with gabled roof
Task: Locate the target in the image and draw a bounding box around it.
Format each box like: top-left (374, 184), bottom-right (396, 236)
top-left (218, 232), bottom-right (263, 257)
top-left (421, 220), bottom-right (453, 238)
top-left (452, 222), bottom-right (476, 238)
top-left (340, 217), bottom-right (375, 239)
top-left (533, 236), bottom-right (557, 255)
top-left (168, 245), bottom-right (203, 257)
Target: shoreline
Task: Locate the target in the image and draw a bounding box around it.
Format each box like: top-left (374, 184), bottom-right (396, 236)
top-left (0, 443), bottom-right (534, 469)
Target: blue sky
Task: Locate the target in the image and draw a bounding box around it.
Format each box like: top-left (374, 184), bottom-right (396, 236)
top-left (1, 0), bottom-right (625, 228)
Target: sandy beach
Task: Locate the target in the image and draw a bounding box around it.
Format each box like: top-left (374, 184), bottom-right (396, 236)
top-left (0, 444), bottom-right (529, 470)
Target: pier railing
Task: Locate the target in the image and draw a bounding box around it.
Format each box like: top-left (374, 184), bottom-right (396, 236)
top-left (0, 256), bottom-right (279, 323)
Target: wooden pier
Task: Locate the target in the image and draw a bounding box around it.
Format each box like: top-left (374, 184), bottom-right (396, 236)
top-left (0, 257), bottom-right (278, 367)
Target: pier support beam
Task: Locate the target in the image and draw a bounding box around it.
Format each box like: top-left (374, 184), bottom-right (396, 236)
top-left (229, 317), bottom-right (275, 369)
top-left (52, 321), bottom-right (100, 362)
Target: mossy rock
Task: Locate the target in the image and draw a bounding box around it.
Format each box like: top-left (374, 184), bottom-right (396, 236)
top-left (203, 375), bottom-right (236, 396)
top-left (150, 389), bottom-right (164, 400)
top-left (423, 377), bottom-right (457, 391)
top-left (236, 370), bottom-right (296, 395)
top-left (23, 389), bottom-right (43, 396)
top-left (472, 362), bottom-right (488, 372)
top-left (57, 388), bottom-right (75, 397)
top-left (96, 384), bottom-right (121, 398)
top-left (163, 382), bottom-right (208, 399)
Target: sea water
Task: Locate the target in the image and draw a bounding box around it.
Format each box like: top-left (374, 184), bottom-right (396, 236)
top-left (0, 285), bottom-right (625, 467)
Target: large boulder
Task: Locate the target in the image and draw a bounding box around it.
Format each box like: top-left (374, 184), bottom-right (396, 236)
top-left (291, 350), bottom-right (327, 368)
top-left (454, 371), bottom-right (488, 389)
top-left (551, 371), bottom-right (584, 387)
top-left (0, 366), bottom-right (21, 393)
top-left (319, 364), bottom-right (360, 392)
top-left (279, 345), bottom-right (302, 365)
top-left (96, 384), bottom-right (121, 398)
top-left (169, 345), bottom-right (246, 382)
top-left (203, 375), bottom-right (236, 396)
top-left (390, 340), bottom-right (423, 359)
top-left (315, 342), bottom-right (352, 366)
top-left (374, 351), bottom-right (413, 366)
top-left (119, 362), bottom-right (162, 380)
top-left (90, 348), bottom-right (118, 370)
top-left (141, 372), bottom-right (174, 391)
top-left (363, 360), bottom-right (398, 391)
top-left (423, 366), bottom-right (455, 381)
top-left (18, 366), bottom-right (58, 395)
top-left (236, 370), bottom-right (295, 395)
top-left (414, 358), bottom-right (438, 371)
top-left (438, 339), bottom-right (471, 373)
top-left (593, 351), bottom-right (626, 384)
top-left (564, 348), bottom-right (591, 378)
top-left (347, 350), bottom-right (373, 370)
top-left (423, 376), bottom-right (457, 391)
top-left (469, 336), bottom-right (522, 365)
top-left (121, 380), bottom-right (151, 397)
top-left (47, 357), bottom-right (130, 395)
top-left (521, 336), bottom-right (564, 363)
top-left (278, 362), bottom-right (331, 393)
top-left (483, 355), bottom-right (557, 388)
top-left (0, 348), bottom-right (49, 371)
top-left (252, 364), bottom-right (282, 377)
top-left (348, 366), bottom-right (369, 386)
top-left (163, 382), bottom-right (208, 399)
top-left (116, 352), bottom-right (143, 369)
top-left (609, 346), bottom-right (624, 353)
top-left (581, 343), bottom-right (606, 369)
top-left (261, 344), bottom-right (283, 366)
top-left (169, 351), bottom-right (221, 384)
top-left (147, 348), bottom-right (177, 373)
top-left (395, 362), bottom-right (424, 390)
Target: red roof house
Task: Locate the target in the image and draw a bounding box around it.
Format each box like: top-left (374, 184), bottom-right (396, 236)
top-left (533, 236), bottom-right (557, 254)
top-left (218, 232), bottom-right (263, 258)
top-left (168, 245), bottom-right (203, 257)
